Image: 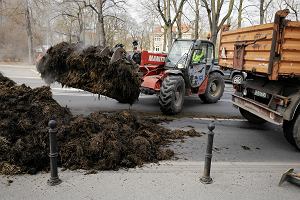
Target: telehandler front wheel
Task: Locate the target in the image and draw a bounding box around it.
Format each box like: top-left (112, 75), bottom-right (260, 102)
top-left (159, 75), bottom-right (185, 115)
top-left (199, 72), bottom-right (225, 103)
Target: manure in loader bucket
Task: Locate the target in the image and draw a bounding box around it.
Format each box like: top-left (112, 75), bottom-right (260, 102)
top-left (36, 42), bottom-right (140, 104)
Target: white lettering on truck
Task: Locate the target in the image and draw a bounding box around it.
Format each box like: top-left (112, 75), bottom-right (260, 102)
top-left (149, 55), bottom-right (165, 62)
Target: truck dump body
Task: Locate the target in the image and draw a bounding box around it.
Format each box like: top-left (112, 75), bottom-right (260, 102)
top-left (219, 9), bottom-right (300, 80)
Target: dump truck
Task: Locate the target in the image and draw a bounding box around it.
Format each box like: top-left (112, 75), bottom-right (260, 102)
top-left (218, 9), bottom-right (300, 149)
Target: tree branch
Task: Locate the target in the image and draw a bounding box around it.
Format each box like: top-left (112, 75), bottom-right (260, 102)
top-left (157, 0), bottom-right (168, 25)
top-left (171, 0), bottom-right (186, 25)
top-left (217, 0), bottom-right (234, 31)
top-left (201, 0), bottom-right (212, 30)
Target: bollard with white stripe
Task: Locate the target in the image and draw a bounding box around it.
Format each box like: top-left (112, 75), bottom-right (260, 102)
top-left (47, 120), bottom-right (62, 186)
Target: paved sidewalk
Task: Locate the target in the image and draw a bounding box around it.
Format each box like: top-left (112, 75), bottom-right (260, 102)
top-left (1, 112), bottom-right (299, 200)
top-left (1, 161), bottom-right (299, 200)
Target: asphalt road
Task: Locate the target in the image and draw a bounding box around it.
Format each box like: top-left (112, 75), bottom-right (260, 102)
top-left (0, 64), bottom-right (239, 117)
top-left (1, 63), bottom-right (299, 200)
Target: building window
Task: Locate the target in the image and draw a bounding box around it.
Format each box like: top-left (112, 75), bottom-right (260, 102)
top-left (154, 36), bottom-right (161, 42)
top-left (155, 46), bottom-right (160, 52)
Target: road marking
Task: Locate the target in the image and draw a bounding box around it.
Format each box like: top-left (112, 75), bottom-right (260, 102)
top-left (51, 88), bottom-right (233, 102)
top-left (219, 99), bottom-right (232, 102)
top-left (53, 93), bottom-right (97, 97)
top-left (0, 64), bottom-right (34, 69)
top-left (30, 69), bottom-right (40, 76)
top-left (7, 76), bottom-right (41, 80)
top-left (192, 117), bottom-right (246, 121)
top-left (51, 87), bottom-right (85, 92)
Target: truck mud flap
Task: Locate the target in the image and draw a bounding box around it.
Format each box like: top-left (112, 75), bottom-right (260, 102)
top-left (232, 94), bottom-right (283, 125)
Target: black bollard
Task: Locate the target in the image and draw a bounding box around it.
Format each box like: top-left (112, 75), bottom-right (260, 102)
top-left (200, 122), bottom-right (215, 184)
top-left (47, 120), bottom-right (62, 186)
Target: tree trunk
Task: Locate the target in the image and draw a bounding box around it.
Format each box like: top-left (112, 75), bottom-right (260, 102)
top-left (167, 24), bottom-right (172, 51)
top-left (202, 0), bottom-right (234, 46)
top-left (260, 0), bottom-right (264, 24)
top-left (172, 0), bottom-right (182, 38)
top-left (163, 25), bottom-right (167, 51)
top-left (78, 8), bottom-right (85, 45)
top-left (176, 12), bottom-right (182, 38)
top-left (238, 0), bottom-right (243, 28)
top-left (0, 0), bottom-right (3, 26)
top-left (96, 0), bottom-right (106, 47)
top-left (25, 0), bottom-right (33, 64)
top-left (167, 0), bottom-right (172, 51)
top-left (194, 0), bottom-right (200, 39)
top-left (68, 20), bottom-right (73, 43)
top-left (210, 28), bottom-right (217, 47)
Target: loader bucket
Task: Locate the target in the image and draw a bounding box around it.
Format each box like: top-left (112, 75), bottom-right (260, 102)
top-left (100, 46), bottom-right (110, 57)
top-left (110, 47), bottom-right (126, 64)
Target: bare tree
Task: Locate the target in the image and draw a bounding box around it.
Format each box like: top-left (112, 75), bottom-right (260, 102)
top-left (83, 0), bottom-right (125, 47)
top-left (185, 0), bottom-right (203, 39)
top-left (237, 0), bottom-right (243, 28)
top-left (234, 0), bottom-right (258, 28)
top-left (171, 0), bottom-right (183, 38)
top-left (58, 1), bottom-right (87, 44)
top-left (0, 0), bottom-right (4, 25)
top-left (201, 0), bottom-right (234, 45)
top-left (259, 0), bottom-right (273, 24)
top-left (157, 0), bottom-right (186, 50)
top-left (25, 0), bottom-right (33, 63)
top-left (194, 0), bottom-right (200, 38)
top-left (284, 0), bottom-right (299, 21)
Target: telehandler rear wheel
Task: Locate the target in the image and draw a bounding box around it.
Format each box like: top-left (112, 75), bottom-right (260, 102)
top-left (283, 113), bottom-right (300, 150)
top-left (159, 75), bottom-right (185, 115)
top-left (199, 72), bottom-right (225, 103)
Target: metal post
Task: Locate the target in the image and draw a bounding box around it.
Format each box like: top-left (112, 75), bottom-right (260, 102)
top-left (47, 120), bottom-right (62, 186)
top-left (200, 122), bottom-right (215, 184)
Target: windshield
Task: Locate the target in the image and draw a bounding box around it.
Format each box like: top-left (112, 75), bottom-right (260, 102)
top-left (166, 40), bottom-right (193, 65)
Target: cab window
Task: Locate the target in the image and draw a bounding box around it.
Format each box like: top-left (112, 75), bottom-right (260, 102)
top-left (206, 43), bottom-right (214, 64)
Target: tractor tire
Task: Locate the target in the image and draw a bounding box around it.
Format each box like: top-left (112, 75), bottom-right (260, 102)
top-left (199, 72), bottom-right (225, 103)
top-left (239, 108), bottom-right (266, 124)
top-left (283, 113), bottom-right (300, 150)
top-left (159, 75), bottom-right (185, 115)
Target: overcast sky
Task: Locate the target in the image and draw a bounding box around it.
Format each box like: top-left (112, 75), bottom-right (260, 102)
top-left (124, 0), bottom-right (298, 28)
top-left (126, 0), bottom-right (145, 23)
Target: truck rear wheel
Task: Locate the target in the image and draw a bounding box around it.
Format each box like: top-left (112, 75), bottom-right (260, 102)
top-left (232, 73), bottom-right (244, 84)
top-left (239, 108), bottom-right (266, 124)
top-left (199, 72), bottom-right (225, 103)
top-left (159, 75), bottom-right (185, 115)
top-left (283, 114), bottom-right (300, 150)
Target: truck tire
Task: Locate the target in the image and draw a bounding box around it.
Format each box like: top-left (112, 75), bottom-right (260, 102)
top-left (231, 73), bottom-right (244, 84)
top-left (239, 108), bottom-right (266, 124)
top-left (283, 113), bottom-right (300, 150)
top-left (199, 72), bottom-right (225, 103)
top-left (159, 75), bottom-right (185, 115)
